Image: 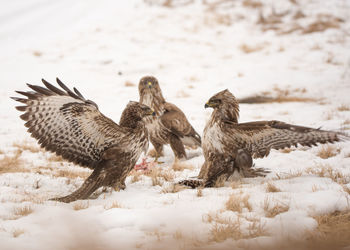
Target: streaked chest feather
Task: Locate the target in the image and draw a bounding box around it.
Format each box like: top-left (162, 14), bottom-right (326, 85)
top-left (125, 129), bottom-right (149, 162)
top-left (203, 122), bottom-right (224, 153)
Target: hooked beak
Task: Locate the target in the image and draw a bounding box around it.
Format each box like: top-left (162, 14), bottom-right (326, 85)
top-left (148, 108), bottom-right (156, 116)
top-left (148, 82), bottom-right (152, 89)
top-left (204, 102), bottom-right (210, 109)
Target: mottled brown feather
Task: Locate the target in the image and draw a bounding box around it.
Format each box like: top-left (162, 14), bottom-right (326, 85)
top-left (12, 79), bottom-right (152, 202)
top-left (138, 76), bottom-right (201, 159)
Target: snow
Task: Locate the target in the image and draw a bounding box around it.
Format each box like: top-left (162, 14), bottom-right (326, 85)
top-left (0, 0), bottom-right (350, 249)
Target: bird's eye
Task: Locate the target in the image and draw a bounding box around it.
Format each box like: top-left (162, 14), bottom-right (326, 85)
top-left (211, 98), bottom-right (221, 103)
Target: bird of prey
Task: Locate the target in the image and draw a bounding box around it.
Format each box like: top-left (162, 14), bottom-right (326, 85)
top-left (180, 89), bottom-right (347, 188)
top-left (138, 76), bottom-right (201, 161)
top-left (12, 78), bottom-right (154, 203)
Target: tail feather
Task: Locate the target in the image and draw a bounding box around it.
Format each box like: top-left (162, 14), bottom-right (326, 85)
top-left (178, 179), bottom-right (203, 188)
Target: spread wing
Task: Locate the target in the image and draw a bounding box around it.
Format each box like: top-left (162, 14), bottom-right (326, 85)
top-left (12, 78), bottom-right (128, 169)
top-left (160, 103), bottom-right (201, 146)
top-left (224, 120), bottom-right (345, 158)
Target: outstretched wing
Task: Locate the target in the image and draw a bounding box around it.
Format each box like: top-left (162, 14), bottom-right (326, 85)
top-left (224, 120), bottom-right (346, 158)
top-left (160, 103), bottom-right (201, 147)
top-left (12, 78), bottom-right (126, 169)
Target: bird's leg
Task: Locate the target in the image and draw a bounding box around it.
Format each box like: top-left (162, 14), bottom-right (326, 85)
top-left (197, 161), bottom-right (208, 179)
top-left (149, 140), bottom-right (164, 164)
top-left (112, 178), bottom-right (126, 191)
top-left (169, 134), bottom-right (186, 161)
top-left (50, 167), bottom-right (106, 203)
top-left (235, 149), bottom-right (269, 177)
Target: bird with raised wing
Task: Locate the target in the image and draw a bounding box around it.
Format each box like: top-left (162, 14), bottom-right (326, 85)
top-left (12, 78), bottom-right (154, 202)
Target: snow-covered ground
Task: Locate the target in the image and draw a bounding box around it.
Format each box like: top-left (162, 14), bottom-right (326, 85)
top-left (1, 0), bottom-right (350, 249)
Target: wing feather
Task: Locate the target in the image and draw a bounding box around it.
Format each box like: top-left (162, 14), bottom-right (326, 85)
top-left (160, 103), bottom-right (201, 146)
top-left (12, 79), bottom-right (126, 169)
top-left (224, 120), bottom-right (344, 158)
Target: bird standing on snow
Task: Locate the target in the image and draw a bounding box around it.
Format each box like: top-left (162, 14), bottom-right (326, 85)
top-left (181, 89), bottom-right (348, 188)
top-left (138, 76), bottom-right (201, 161)
top-left (12, 78), bottom-right (154, 203)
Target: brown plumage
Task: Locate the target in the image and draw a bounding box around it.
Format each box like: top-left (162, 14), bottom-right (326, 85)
top-left (12, 78), bottom-right (154, 202)
top-left (181, 89), bottom-right (348, 188)
top-left (138, 76), bottom-right (201, 160)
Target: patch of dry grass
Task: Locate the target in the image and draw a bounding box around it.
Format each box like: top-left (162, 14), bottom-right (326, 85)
top-left (52, 169), bottom-right (90, 179)
top-left (12, 229), bottom-right (25, 238)
top-left (263, 197), bottom-right (290, 218)
top-left (124, 81), bottom-right (135, 87)
top-left (0, 150), bottom-right (28, 174)
top-left (46, 154), bottom-right (64, 162)
top-left (12, 206), bottom-right (33, 219)
top-left (306, 164), bottom-right (348, 184)
top-left (210, 218), bottom-right (242, 242)
top-left (33, 50), bottom-right (42, 57)
top-left (129, 170), bottom-right (143, 183)
top-left (242, 0), bottom-right (262, 8)
top-left (342, 119), bottom-right (350, 126)
top-left (302, 17), bottom-right (342, 34)
top-left (209, 215), bottom-right (267, 242)
top-left (73, 201), bottom-right (89, 210)
top-left (225, 193), bottom-right (252, 213)
top-left (13, 140), bottom-right (42, 153)
top-left (176, 90), bottom-right (190, 98)
top-left (239, 43), bottom-right (266, 53)
top-left (173, 230), bottom-right (183, 240)
top-left (172, 161), bottom-right (194, 171)
top-left (239, 86), bottom-right (317, 104)
top-left (317, 145), bottom-right (341, 159)
top-left (104, 201), bottom-right (122, 210)
top-left (308, 210), bottom-right (350, 249)
top-left (147, 148), bottom-right (158, 158)
top-left (143, 167), bottom-right (175, 186)
top-left (273, 170), bottom-right (303, 180)
top-left (266, 182), bottom-right (281, 192)
top-left (197, 188), bottom-right (203, 197)
top-left (230, 180), bottom-right (242, 189)
top-left (161, 184), bottom-right (187, 193)
top-left (338, 104), bottom-right (350, 111)
top-left (280, 148), bottom-right (295, 153)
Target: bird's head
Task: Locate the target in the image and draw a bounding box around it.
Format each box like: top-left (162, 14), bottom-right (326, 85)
top-left (138, 76), bottom-right (162, 96)
top-left (205, 89), bottom-right (240, 123)
top-left (120, 101), bottom-right (155, 128)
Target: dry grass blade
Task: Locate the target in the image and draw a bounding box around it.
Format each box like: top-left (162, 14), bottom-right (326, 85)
top-left (263, 197), bottom-right (289, 218)
top-left (73, 201), bottom-right (89, 210)
top-left (172, 161), bottom-right (194, 171)
top-left (13, 140), bottom-right (42, 153)
top-left (317, 145), bottom-right (340, 159)
top-left (304, 210), bottom-right (350, 249)
top-left (161, 184), bottom-right (187, 193)
top-left (0, 150), bottom-right (28, 174)
top-left (266, 182), bottom-right (281, 192)
top-left (13, 206), bottom-right (33, 218)
top-left (338, 104), bottom-right (350, 111)
top-left (211, 219), bottom-right (242, 242)
top-left (226, 193), bottom-right (252, 213)
top-left (104, 201), bottom-right (122, 210)
top-left (12, 229), bottom-right (25, 238)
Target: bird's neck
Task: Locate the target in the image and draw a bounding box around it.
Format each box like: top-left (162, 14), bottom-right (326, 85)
top-left (140, 92), bottom-right (166, 115)
top-left (119, 111), bottom-right (144, 130)
top-left (212, 104), bottom-right (240, 124)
